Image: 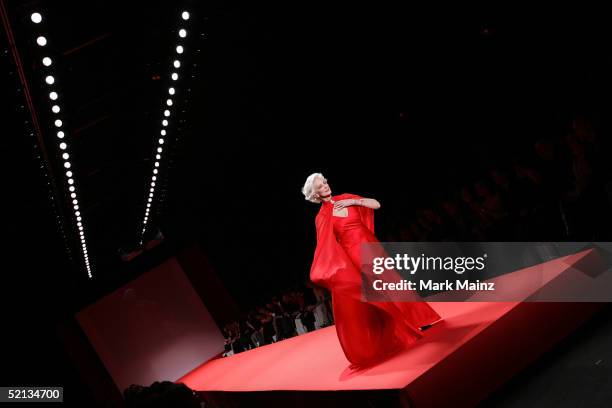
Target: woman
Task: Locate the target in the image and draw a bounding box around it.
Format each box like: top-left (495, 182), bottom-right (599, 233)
top-left (303, 172), bottom-right (441, 368)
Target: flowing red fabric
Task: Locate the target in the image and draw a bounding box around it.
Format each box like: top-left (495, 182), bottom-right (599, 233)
top-left (310, 193), bottom-right (441, 367)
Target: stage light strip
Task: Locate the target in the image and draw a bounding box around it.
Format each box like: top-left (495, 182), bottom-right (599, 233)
top-left (30, 11), bottom-right (93, 278)
top-left (138, 9), bottom-right (190, 244)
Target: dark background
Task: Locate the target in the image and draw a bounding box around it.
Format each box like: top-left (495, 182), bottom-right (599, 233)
top-left (2, 0), bottom-right (612, 405)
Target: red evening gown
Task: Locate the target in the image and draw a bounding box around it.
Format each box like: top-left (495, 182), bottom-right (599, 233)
top-left (310, 193), bottom-right (440, 368)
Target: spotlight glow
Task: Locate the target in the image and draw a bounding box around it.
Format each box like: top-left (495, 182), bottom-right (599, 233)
top-left (161, 130), bottom-right (167, 136)
top-left (36, 36), bottom-right (47, 46)
top-left (176, 45), bottom-right (184, 54)
top-left (169, 87), bottom-right (175, 95)
top-left (54, 119), bottom-right (62, 127)
top-left (181, 11), bottom-right (190, 20)
top-left (173, 60), bottom-right (181, 68)
top-left (162, 120), bottom-right (168, 126)
top-left (166, 99), bottom-right (173, 106)
top-left (57, 131), bottom-right (64, 138)
top-left (64, 162), bottom-right (71, 168)
top-left (164, 110), bottom-right (170, 117)
top-left (45, 75), bottom-right (54, 84)
top-left (62, 153), bottom-right (69, 160)
top-left (42, 57), bottom-right (52, 66)
top-left (179, 29), bottom-right (187, 38)
top-left (60, 142), bottom-right (67, 149)
top-left (49, 92), bottom-right (58, 100)
top-left (31, 13), bottom-right (43, 23)
top-left (52, 105), bottom-right (60, 113)
top-left (171, 73), bottom-right (178, 81)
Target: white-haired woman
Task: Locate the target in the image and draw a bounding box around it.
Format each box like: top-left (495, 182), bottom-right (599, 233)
top-left (303, 172), bottom-right (441, 369)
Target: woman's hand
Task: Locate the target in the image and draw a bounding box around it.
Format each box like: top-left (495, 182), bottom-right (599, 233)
top-left (333, 199), bottom-right (360, 210)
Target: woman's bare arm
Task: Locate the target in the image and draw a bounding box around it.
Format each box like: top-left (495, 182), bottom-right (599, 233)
top-left (334, 197), bottom-right (381, 210)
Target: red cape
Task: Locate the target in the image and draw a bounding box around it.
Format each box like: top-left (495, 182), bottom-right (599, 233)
top-left (309, 193), bottom-right (373, 297)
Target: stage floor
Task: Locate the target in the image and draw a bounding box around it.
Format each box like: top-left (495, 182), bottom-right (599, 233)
top-left (179, 249), bottom-right (601, 399)
top-left (179, 301), bottom-right (518, 391)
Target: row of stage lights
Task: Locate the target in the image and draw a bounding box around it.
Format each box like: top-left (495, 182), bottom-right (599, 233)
top-left (139, 10), bottom-right (191, 244)
top-left (29, 11), bottom-right (92, 278)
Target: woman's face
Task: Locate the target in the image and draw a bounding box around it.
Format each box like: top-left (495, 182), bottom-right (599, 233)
top-left (313, 176), bottom-right (332, 199)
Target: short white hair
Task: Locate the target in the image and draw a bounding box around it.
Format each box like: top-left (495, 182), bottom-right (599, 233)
top-left (302, 172), bottom-right (324, 203)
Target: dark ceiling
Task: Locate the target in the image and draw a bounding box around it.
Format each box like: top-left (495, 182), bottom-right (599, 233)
top-left (3, 1), bottom-right (612, 312)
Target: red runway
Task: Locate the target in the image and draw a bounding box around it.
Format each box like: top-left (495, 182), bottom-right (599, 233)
top-left (178, 249), bottom-right (603, 407)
